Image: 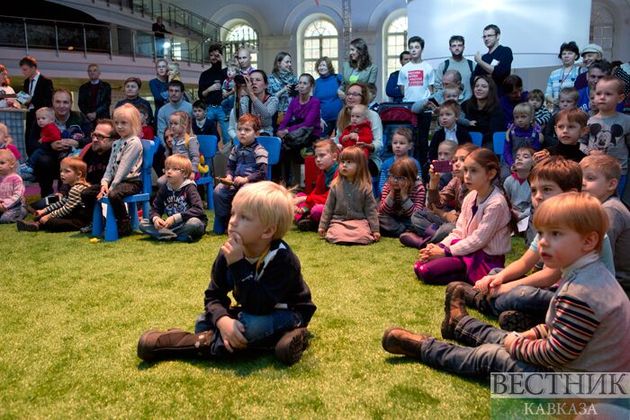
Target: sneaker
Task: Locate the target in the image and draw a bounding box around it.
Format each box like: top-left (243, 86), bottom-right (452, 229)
top-left (381, 327), bottom-right (428, 358)
top-left (274, 328), bottom-right (309, 365)
top-left (441, 283), bottom-right (469, 340)
top-left (17, 220), bottom-right (39, 232)
top-left (296, 217), bottom-right (316, 232)
top-left (79, 223), bottom-right (93, 234)
top-left (498, 311), bottom-right (540, 332)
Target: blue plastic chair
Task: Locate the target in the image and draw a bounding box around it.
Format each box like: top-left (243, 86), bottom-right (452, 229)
top-left (492, 131), bottom-right (506, 157)
top-left (92, 139), bottom-right (157, 241)
top-left (256, 136), bottom-right (281, 179)
top-left (195, 135), bottom-right (218, 209)
top-left (470, 131), bottom-right (483, 147)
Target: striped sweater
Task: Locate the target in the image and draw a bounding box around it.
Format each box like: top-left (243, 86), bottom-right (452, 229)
top-left (378, 180), bottom-right (425, 217)
top-left (42, 181), bottom-right (89, 219)
top-left (508, 254), bottom-right (630, 372)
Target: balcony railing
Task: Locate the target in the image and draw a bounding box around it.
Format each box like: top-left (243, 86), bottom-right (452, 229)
top-left (0, 15), bottom-right (215, 65)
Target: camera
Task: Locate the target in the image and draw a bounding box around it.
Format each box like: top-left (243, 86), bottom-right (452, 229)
top-left (288, 83), bottom-right (298, 97)
top-left (432, 160), bottom-right (453, 173)
top-left (234, 75), bottom-right (246, 86)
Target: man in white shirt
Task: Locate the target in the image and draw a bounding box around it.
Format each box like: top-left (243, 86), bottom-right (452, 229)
top-left (398, 36), bottom-right (435, 102)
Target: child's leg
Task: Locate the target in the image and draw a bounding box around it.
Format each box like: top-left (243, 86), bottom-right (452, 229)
top-left (309, 204), bottom-right (324, 223)
top-left (378, 214), bottom-right (406, 237)
top-left (492, 286), bottom-right (554, 316)
top-left (40, 217), bottom-right (87, 232)
top-left (138, 218), bottom-right (167, 239)
top-left (0, 206), bottom-right (27, 223)
top-left (237, 310), bottom-right (303, 345)
top-left (171, 217), bottom-right (206, 242)
top-left (414, 257), bottom-right (467, 285)
top-left (107, 181), bottom-right (142, 231)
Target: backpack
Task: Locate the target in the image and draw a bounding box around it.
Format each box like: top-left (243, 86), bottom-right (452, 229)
top-left (442, 59), bottom-right (474, 75)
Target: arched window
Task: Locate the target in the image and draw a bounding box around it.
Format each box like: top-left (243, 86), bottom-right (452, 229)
top-left (224, 22), bottom-right (259, 67)
top-left (385, 16), bottom-right (408, 79)
top-left (302, 19), bottom-right (339, 75)
top-left (590, 6), bottom-right (614, 60)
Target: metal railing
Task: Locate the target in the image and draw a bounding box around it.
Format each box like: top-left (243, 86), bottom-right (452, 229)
top-left (0, 15), bottom-right (212, 64)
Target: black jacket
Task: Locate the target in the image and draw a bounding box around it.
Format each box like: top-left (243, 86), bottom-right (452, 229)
top-left (429, 125), bottom-right (473, 162)
top-left (78, 80), bottom-right (112, 119)
top-left (23, 74), bottom-right (53, 110)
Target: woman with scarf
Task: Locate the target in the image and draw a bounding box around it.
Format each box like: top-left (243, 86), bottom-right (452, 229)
top-left (268, 52), bottom-right (299, 124)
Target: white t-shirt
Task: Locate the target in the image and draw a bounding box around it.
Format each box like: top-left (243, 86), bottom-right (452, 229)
top-left (398, 61), bottom-right (435, 102)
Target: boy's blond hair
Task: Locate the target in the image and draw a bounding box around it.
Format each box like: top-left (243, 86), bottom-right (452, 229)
top-left (0, 149), bottom-right (17, 170)
top-left (232, 181), bottom-right (293, 240)
top-left (580, 154), bottom-right (621, 182)
top-left (36, 107), bottom-right (54, 120)
top-left (113, 103), bottom-right (142, 137)
top-left (533, 192), bottom-right (608, 252)
top-left (165, 154), bottom-right (193, 177)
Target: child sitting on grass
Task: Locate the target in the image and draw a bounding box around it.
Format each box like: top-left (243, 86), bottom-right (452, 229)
top-left (400, 143), bottom-right (477, 249)
top-left (414, 148), bottom-right (513, 285)
top-left (97, 103), bottom-right (143, 237)
top-left (383, 192), bottom-right (630, 376)
top-left (137, 181), bottom-right (316, 366)
top-left (318, 146), bottom-right (380, 245)
top-left (294, 139), bottom-right (338, 232)
top-left (378, 127), bottom-right (421, 193)
top-left (378, 157), bottom-right (425, 237)
top-left (580, 154), bottom-right (630, 296)
top-left (17, 157), bottom-right (89, 232)
top-left (0, 149), bottom-right (26, 223)
top-left (139, 154), bottom-right (207, 242)
top-left (213, 114), bottom-right (268, 234)
top-left (339, 104), bottom-right (373, 158)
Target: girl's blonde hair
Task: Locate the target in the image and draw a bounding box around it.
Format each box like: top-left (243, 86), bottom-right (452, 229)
top-left (389, 157), bottom-right (418, 193)
top-left (533, 192), bottom-right (608, 252)
top-left (513, 102), bottom-right (534, 122)
top-left (331, 146), bottom-right (372, 193)
top-left (113, 103), bottom-right (142, 137)
top-left (170, 111), bottom-right (193, 147)
top-left (60, 156), bottom-right (88, 183)
top-left (0, 149), bottom-right (17, 171)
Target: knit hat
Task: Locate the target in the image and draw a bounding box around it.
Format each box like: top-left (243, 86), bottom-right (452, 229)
top-left (581, 44), bottom-right (603, 56)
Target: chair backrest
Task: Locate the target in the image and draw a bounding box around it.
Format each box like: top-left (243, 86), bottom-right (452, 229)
top-left (140, 139), bottom-right (157, 194)
top-left (256, 136), bottom-right (282, 179)
top-left (469, 131), bottom-right (483, 147)
top-left (492, 132), bottom-right (505, 157)
top-left (197, 135), bottom-right (218, 161)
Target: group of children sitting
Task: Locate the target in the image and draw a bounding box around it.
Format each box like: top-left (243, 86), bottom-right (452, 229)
top-left (1, 73), bottom-right (629, 379)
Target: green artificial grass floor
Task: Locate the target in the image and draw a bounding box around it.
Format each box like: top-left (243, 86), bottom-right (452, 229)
top-left (0, 214), bottom-right (526, 418)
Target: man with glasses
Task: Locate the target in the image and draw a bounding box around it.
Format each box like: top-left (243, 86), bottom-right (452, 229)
top-left (472, 24), bottom-right (513, 93)
top-left (236, 48), bottom-right (255, 75)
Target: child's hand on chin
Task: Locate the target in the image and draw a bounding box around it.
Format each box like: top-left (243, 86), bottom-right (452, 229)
top-left (222, 232), bottom-right (244, 265)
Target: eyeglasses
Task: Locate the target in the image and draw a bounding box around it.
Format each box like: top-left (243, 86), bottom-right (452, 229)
top-left (346, 92), bottom-right (363, 97)
top-left (390, 175), bottom-right (406, 182)
top-left (91, 133), bottom-right (111, 141)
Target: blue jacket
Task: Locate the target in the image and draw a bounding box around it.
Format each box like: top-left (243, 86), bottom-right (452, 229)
top-left (313, 73), bottom-right (343, 121)
top-left (386, 71), bottom-right (404, 103)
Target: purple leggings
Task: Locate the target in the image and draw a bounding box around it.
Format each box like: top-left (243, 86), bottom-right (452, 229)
top-left (414, 250), bottom-right (505, 285)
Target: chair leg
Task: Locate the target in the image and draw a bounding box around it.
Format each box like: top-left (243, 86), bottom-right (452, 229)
top-left (142, 201), bottom-right (150, 222)
top-left (128, 202), bottom-right (139, 231)
top-left (207, 184), bottom-right (214, 210)
top-left (104, 203), bottom-right (119, 242)
top-left (92, 201), bottom-right (104, 236)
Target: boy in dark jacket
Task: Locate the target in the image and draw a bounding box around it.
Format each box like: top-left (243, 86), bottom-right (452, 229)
top-left (139, 154), bottom-right (207, 241)
top-left (137, 181), bottom-right (316, 365)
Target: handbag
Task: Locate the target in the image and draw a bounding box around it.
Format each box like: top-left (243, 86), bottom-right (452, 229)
top-left (282, 127), bottom-right (314, 151)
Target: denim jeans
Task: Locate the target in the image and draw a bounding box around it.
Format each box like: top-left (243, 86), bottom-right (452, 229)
top-left (194, 309), bottom-right (303, 356)
top-left (490, 285), bottom-right (554, 318)
top-left (420, 316), bottom-right (547, 378)
top-left (206, 105), bottom-right (230, 147)
top-left (139, 217), bottom-right (206, 242)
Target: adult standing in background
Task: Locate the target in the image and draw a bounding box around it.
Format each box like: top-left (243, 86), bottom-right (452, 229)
top-left (152, 16), bottom-right (171, 58)
top-left (545, 41), bottom-right (580, 106)
top-left (472, 24), bottom-right (512, 95)
top-left (338, 38), bottom-right (378, 99)
top-left (198, 43), bottom-right (228, 148)
top-left (313, 57), bottom-right (343, 137)
top-left (268, 52), bottom-right (299, 119)
top-left (385, 51), bottom-right (411, 103)
top-left (78, 64), bottom-right (111, 127)
top-left (20, 55), bottom-right (54, 156)
top-left (236, 47), bottom-right (255, 75)
top-left (149, 59), bottom-right (170, 114)
top-left (574, 43), bottom-right (603, 90)
top-left (435, 36), bottom-right (475, 101)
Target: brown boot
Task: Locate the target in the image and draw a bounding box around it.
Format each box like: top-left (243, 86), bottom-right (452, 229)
top-left (381, 327), bottom-right (429, 358)
top-left (137, 328), bottom-right (214, 362)
top-left (459, 282), bottom-right (492, 314)
top-left (274, 328), bottom-right (309, 366)
top-left (441, 283), bottom-right (469, 340)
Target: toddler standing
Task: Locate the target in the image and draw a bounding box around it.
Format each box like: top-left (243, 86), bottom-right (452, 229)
top-left (0, 149), bottom-right (26, 223)
top-left (503, 103), bottom-right (542, 172)
top-left (378, 157), bottom-right (425, 237)
top-left (503, 146), bottom-right (534, 229)
top-left (17, 157), bottom-right (89, 231)
top-left (527, 89), bottom-right (552, 128)
top-left (318, 146), bottom-right (380, 245)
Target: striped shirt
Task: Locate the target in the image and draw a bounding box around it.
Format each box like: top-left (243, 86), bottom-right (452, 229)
top-left (508, 254), bottom-right (630, 372)
top-left (44, 181), bottom-right (89, 219)
top-left (378, 180), bottom-right (425, 217)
